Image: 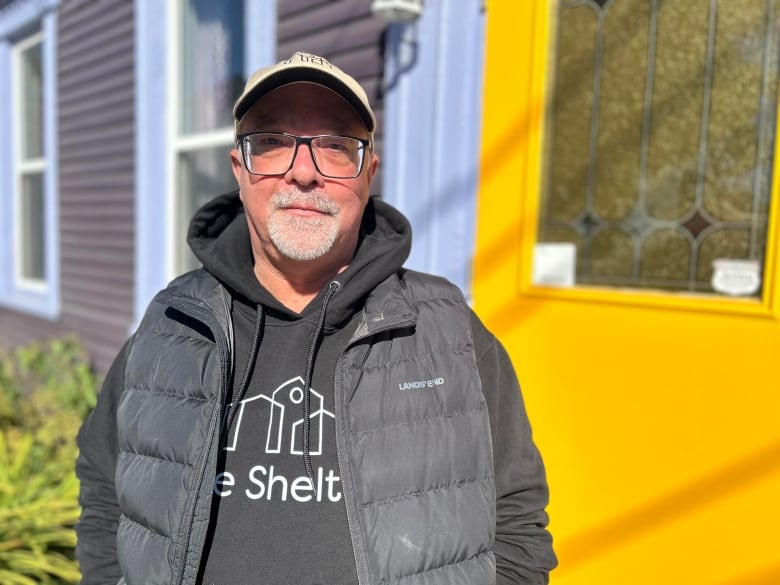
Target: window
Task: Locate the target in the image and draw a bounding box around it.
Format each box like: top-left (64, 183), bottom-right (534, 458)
top-left (535, 0), bottom-right (777, 301)
top-left (14, 31), bottom-right (46, 285)
top-left (173, 0), bottom-right (245, 273)
top-left (0, 1), bottom-right (59, 319)
top-left (134, 0), bottom-right (275, 323)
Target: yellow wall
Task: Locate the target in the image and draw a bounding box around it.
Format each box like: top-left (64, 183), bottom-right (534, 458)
top-left (473, 2), bottom-right (780, 583)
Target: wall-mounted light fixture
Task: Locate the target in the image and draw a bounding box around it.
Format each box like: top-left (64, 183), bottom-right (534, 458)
top-left (370, 0), bottom-right (423, 22)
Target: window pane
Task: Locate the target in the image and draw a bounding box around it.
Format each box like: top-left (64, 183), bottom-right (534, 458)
top-left (538, 0), bottom-right (778, 299)
top-left (180, 0), bottom-right (245, 135)
top-left (20, 172), bottom-right (45, 281)
top-left (176, 145), bottom-right (237, 274)
top-left (19, 38), bottom-right (44, 160)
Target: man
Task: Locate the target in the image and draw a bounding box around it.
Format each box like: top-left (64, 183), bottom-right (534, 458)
top-left (75, 52), bottom-right (556, 585)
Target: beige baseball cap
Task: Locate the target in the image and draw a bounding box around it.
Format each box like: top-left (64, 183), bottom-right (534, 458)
top-left (233, 52), bottom-right (376, 133)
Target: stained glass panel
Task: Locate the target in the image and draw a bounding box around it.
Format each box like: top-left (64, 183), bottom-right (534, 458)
top-left (538, 0), bottom-right (778, 298)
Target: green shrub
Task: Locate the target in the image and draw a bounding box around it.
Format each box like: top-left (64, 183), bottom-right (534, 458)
top-left (0, 337), bottom-right (99, 585)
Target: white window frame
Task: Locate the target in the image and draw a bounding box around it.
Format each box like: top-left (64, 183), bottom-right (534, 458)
top-left (13, 30), bottom-right (47, 291)
top-left (0, 0), bottom-right (60, 320)
top-left (134, 0), bottom-right (275, 325)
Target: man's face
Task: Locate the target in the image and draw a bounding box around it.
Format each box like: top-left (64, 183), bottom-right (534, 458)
top-left (231, 82), bottom-right (378, 272)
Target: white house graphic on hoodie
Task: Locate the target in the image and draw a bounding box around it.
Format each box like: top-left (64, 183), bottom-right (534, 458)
top-left (225, 376), bottom-right (334, 456)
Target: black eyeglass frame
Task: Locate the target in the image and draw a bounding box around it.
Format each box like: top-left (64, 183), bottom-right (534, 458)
top-left (236, 131), bottom-right (372, 179)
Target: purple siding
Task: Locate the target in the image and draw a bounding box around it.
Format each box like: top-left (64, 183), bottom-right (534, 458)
top-left (57, 0), bottom-right (135, 373)
top-left (1, 0), bottom-right (135, 374)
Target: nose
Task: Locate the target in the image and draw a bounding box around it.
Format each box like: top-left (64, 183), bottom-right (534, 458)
top-left (285, 142), bottom-right (324, 187)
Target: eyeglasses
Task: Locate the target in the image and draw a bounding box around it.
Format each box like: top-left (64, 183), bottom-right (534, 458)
top-left (237, 132), bottom-right (371, 179)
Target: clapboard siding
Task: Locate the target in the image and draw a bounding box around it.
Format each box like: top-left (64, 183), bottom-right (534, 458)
top-left (279, 6), bottom-right (382, 50)
top-left (57, 0), bottom-right (135, 374)
top-left (0, 310), bottom-right (69, 350)
top-left (0, 0), bottom-right (134, 373)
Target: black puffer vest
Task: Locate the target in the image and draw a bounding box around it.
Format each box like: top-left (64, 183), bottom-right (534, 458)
top-left (115, 269), bottom-right (496, 585)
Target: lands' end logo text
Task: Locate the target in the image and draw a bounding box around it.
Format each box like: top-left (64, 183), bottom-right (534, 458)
top-left (398, 377), bottom-right (445, 391)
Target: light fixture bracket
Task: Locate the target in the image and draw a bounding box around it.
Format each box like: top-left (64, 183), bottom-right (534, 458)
top-left (370, 0), bottom-right (423, 22)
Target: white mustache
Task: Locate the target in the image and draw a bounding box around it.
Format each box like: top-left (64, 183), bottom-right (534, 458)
top-left (271, 191), bottom-right (340, 215)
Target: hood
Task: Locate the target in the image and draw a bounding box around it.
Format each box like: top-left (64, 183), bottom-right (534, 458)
top-left (187, 190), bottom-right (412, 327)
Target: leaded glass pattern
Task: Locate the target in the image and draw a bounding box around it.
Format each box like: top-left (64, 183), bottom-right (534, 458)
top-left (539, 0), bottom-right (779, 297)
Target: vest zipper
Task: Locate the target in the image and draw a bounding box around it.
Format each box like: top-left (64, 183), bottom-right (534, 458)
top-left (161, 291), bottom-right (232, 585)
top-left (333, 314), bottom-right (417, 585)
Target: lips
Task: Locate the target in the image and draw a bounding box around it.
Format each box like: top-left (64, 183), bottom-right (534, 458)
top-left (272, 191), bottom-right (340, 216)
top-left (282, 204), bottom-right (331, 216)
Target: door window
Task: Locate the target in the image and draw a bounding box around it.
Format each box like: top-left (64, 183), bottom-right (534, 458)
top-left (536, 0), bottom-right (778, 299)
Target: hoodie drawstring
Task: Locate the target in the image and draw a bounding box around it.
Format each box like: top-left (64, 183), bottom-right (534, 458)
top-left (226, 305), bottom-right (264, 432)
top-left (303, 280), bottom-right (341, 491)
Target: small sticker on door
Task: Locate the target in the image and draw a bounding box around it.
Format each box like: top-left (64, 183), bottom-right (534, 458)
top-left (711, 259), bottom-right (761, 296)
top-left (533, 243), bottom-right (577, 287)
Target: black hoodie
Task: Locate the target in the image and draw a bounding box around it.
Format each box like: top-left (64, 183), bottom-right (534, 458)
top-left (191, 192), bottom-right (411, 585)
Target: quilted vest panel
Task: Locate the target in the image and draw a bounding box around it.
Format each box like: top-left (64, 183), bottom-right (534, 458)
top-left (115, 275), bottom-right (229, 585)
top-left (338, 272), bottom-right (497, 584)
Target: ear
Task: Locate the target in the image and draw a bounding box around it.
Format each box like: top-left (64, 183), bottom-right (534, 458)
top-left (230, 147), bottom-right (244, 188)
top-left (365, 152), bottom-right (380, 185)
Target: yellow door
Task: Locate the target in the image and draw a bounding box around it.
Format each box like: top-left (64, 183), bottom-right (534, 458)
top-left (474, 2), bottom-right (780, 583)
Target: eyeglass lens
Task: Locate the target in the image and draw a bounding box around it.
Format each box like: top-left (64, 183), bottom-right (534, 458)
top-left (243, 133), bottom-right (365, 178)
